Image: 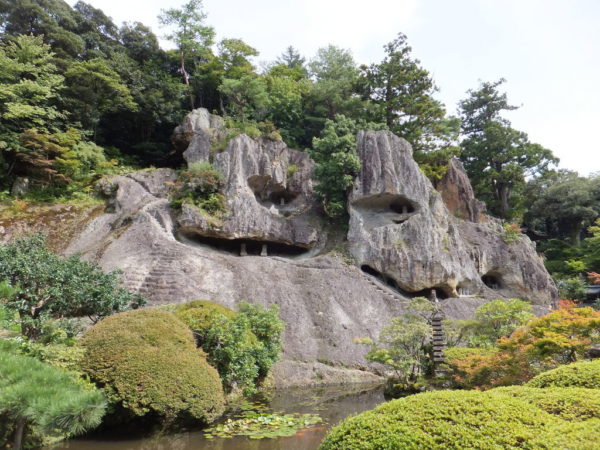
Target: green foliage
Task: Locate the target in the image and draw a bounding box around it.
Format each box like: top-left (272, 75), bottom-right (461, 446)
top-left (556, 276), bottom-right (588, 302)
top-left (64, 58), bottom-right (137, 137)
top-left (502, 223), bottom-right (523, 244)
top-left (356, 297), bottom-right (434, 385)
top-left (219, 75), bottom-right (269, 121)
top-left (0, 234), bottom-right (145, 339)
top-left (309, 115), bottom-right (362, 217)
top-left (171, 162), bottom-right (227, 216)
top-left (524, 171), bottom-right (600, 246)
top-left (360, 33), bottom-right (457, 155)
top-left (79, 309), bottom-right (225, 424)
top-left (174, 299), bottom-right (236, 331)
top-left (527, 360), bottom-right (600, 389)
top-left (466, 298), bottom-right (533, 348)
top-left (0, 235), bottom-right (145, 339)
top-left (204, 411), bottom-right (321, 440)
top-left (459, 79), bottom-right (558, 220)
top-left (159, 0), bottom-right (215, 110)
top-left (175, 300), bottom-right (284, 394)
top-left (493, 386), bottom-right (600, 421)
top-left (0, 347), bottom-right (106, 449)
top-left (320, 389), bottom-right (600, 450)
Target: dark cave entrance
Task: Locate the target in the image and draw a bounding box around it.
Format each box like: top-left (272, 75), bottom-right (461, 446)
top-left (482, 272), bottom-right (502, 290)
top-left (360, 265), bottom-right (450, 299)
top-left (182, 232), bottom-right (309, 257)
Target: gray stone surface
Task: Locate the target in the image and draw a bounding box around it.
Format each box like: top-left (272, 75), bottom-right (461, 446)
top-left (348, 130), bottom-right (557, 306)
top-left (60, 125), bottom-right (558, 387)
top-left (436, 158), bottom-right (487, 223)
top-left (177, 133), bottom-right (322, 252)
top-left (171, 108), bottom-right (226, 164)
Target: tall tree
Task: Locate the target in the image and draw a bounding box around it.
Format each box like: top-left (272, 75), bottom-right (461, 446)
top-left (525, 172), bottom-right (600, 245)
top-left (458, 80), bottom-right (558, 220)
top-left (159, 0), bottom-right (215, 110)
top-left (360, 33), bottom-right (455, 154)
top-left (308, 45), bottom-right (362, 119)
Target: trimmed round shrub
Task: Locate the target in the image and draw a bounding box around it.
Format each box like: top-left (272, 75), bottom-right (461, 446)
top-left (174, 300), bottom-right (236, 332)
top-left (319, 390), bottom-right (597, 449)
top-left (79, 309), bottom-right (225, 424)
top-left (492, 386), bottom-right (600, 421)
top-left (527, 360), bottom-right (600, 389)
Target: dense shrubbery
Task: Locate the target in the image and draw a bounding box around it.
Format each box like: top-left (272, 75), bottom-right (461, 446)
top-left (447, 303), bottom-right (600, 389)
top-left (175, 300), bottom-right (284, 394)
top-left (0, 234), bottom-right (145, 339)
top-left (170, 162), bottom-right (227, 218)
top-left (0, 345), bottom-right (106, 450)
top-left (527, 360), bottom-right (600, 389)
top-left (320, 389), bottom-right (600, 450)
top-left (79, 309), bottom-right (225, 425)
top-left (493, 386), bottom-right (600, 421)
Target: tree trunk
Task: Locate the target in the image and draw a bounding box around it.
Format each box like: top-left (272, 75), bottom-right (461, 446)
top-left (13, 418), bottom-right (26, 450)
top-left (570, 221), bottom-right (583, 247)
top-left (180, 51), bottom-right (194, 111)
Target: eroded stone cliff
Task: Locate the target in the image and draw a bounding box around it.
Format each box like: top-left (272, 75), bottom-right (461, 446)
top-left (29, 108), bottom-right (556, 386)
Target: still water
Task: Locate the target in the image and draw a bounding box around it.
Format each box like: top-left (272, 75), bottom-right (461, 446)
top-left (52, 383), bottom-right (385, 450)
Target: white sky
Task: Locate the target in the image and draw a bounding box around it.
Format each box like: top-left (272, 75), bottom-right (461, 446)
top-left (69, 0), bottom-right (600, 176)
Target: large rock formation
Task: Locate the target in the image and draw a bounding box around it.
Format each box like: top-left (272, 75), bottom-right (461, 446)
top-left (177, 133), bottom-right (322, 255)
top-left (56, 110), bottom-right (557, 386)
top-left (348, 130), bottom-right (557, 306)
top-left (436, 158), bottom-right (486, 223)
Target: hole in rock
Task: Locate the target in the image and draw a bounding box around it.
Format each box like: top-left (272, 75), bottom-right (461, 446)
top-left (182, 232), bottom-right (309, 257)
top-left (410, 287), bottom-right (450, 300)
top-left (352, 194), bottom-right (419, 229)
top-left (247, 175), bottom-right (300, 209)
top-left (360, 265), bottom-right (449, 299)
top-left (390, 198), bottom-right (416, 215)
top-left (457, 283), bottom-right (477, 297)
top-left (482, 272), bottom-right (502, 290)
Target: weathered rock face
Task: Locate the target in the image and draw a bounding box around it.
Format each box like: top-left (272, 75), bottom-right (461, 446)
top-left (177, 132), bottom-right (323, 255)
top-left (348, 130), bottom-right (557, 306)
top-left (171, 108), bottom-right (226, 164)
top-left (56, 119), bottom-right (558, 386)
top-left (436, 158), bottom-right (486, 223)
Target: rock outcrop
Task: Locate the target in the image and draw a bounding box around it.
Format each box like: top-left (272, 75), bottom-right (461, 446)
top-left (53, 111), bottom-right (557, 386)
top-left (177, 133), bottom-right (322, 255)
top-left (171, 108), bottom-right (226, 164)
top-left (348, 131), bottom-right (557, 306)
top-left (436, 158), bottom-right (486, 223)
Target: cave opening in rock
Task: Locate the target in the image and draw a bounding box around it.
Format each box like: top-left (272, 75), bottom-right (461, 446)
top-left (410, 287), bottom-right (450, 300)
top-left (181, 232), bottom-right (309, 257)
top-left (247, 175), bottom-right (300, 208)
top-left (390, 198), bottom-right (416, 215)
top-left (482, 272), bottom-right (502, 289)
top-left (360, 265), bottom-right (450, 299)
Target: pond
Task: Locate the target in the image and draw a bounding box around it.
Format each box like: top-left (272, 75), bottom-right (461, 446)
top-left (50, 383), bottom-right (385, 450)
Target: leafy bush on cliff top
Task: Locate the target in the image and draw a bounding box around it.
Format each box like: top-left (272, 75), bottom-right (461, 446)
top-left (320, 389), bottom-right (600, 450)
top-left (527, 359), bottom-right (600, 389)
top-left (79, 309), bottom-right (225, 425)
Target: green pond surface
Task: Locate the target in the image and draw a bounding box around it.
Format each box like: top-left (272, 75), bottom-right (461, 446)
top-left (51, 383), bottom-right (385, 450)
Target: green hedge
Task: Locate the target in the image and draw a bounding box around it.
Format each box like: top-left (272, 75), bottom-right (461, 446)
top-left (320, 389), bottom-right (600, 449)
top-left (527, 360), bottom-right (600, 389)
top-left (79, 309), bottom-right (225, 425)
top-left (174, 300), bottom-right (236, 332)
top-left (492, 386), bottom-right (600, 421)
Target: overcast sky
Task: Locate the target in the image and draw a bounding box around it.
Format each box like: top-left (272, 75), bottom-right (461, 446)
top-left (69, 0), bottom-right (600, 176)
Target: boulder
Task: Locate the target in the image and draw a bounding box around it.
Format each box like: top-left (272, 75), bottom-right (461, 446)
top-left (347, 130), bottom-right (557, 306)
top-left (177, 134), bottom-right (323, 254)
top-left (436, 158), bottom-right (486, 222)
top-left (171, 108), bottom-right (226, 164)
